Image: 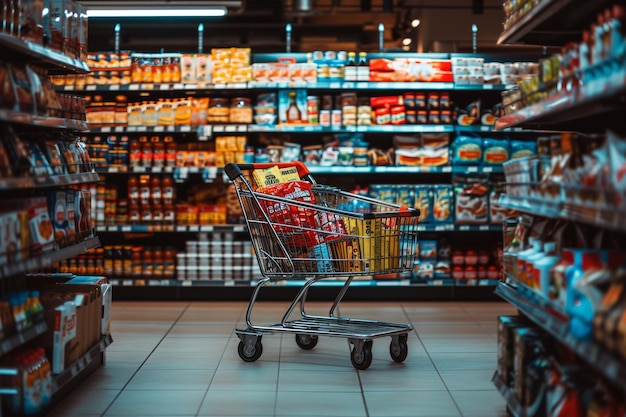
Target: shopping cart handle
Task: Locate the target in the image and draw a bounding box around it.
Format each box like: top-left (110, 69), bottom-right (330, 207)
top-left (224, 161), bottom-right (312, 181)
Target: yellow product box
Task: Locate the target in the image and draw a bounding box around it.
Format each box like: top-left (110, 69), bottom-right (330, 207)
top-left (230, 47), bottom-right (250, 67)
top-left (211, 48), bottom-right (231, 65)
top-left (253, 166), bottom-right (283, 188)
top-left (212, 67), bottom-right (232, 84)
top-left (174, 99), bottom-right (192, 125)
top-left (231, 66), bottom-right (252, 82)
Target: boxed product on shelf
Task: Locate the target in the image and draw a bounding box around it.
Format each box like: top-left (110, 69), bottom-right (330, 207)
top-left (368, 58), bottom-right (453, 83)
top-left (64, 275), bottom-right (112, 336)
top-left (0, 208), bottom-right (29, 263)
top-left (497, 315), bottom-right (531, 386)
top-left (513, 326), bottom-right (549, 410)
top-left (453, 174), bottom-right (489, 224)
top-left (432, 184), bottom-right (454, 224)
top-left (452, 135), bottom-right (483, 165)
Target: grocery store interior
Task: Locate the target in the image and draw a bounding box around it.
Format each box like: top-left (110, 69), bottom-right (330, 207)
top-left (1, 0), bottom-right (626, 416)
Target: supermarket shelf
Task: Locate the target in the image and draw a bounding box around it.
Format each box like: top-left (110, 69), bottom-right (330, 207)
top-left (0, 171), bottom-right (101, 191)
top-left (97, 224), bottom-right (247, 233)
top-left (495, 281), bottom-right (626, 394)
top-left (249, 124), bottom-right (456, 134)
top-left (59, 81), bottom-right (512, 93)
top-left (497, 0), bottom-right (615, 46)
top-left (86, 123), bottom-right (509, 136)
top-left (498, 194), bottom-right (626, 233)
top-left (0, 109), bottom-right (88, 131)
top-left (97, 223), bottom-right (500, 234)
top-left (308, 165), bottom-right (503, 175)
top-left (0, 236), bottom-right (101, 279)
top-left (53, 333), bottom-right (113, 394)
top-left (96, 165), bottom-right (503, 176)
top-left (90, 125), bottom-right (198, 134)
top-left (492, 371), bottom-right (526, 417)
top-left (0, 32), bottom-right (90, 74)
top-left (90, 124), bottom-right (458, 135)
top-left (0, 321), bottom-right (48, 357)
top-left (494, 78), bottom-right (626, 132)
top-left (418, 224), bottom-right (502, 232)
top-left (108, 277), bottom-right (497, 288)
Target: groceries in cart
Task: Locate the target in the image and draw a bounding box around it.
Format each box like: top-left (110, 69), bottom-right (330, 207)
top-left (248, 164), bottom-right (412, 275)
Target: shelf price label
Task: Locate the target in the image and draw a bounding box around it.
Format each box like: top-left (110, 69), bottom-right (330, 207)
top-left (110, 85), bottom-right (120, 91)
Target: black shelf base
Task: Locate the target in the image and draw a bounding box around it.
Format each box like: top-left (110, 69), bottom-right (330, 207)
top-left (111, 284), bottom-right (502, 302)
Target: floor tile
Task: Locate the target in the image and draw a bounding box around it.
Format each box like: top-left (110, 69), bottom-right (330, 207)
top-left (104, 389), bottom-right (206, 416)
top-left (438, 369), bottom-right (499, 391)
top-left (275, 391), bottom-right (367, 416)
top-left (429, 352), bottom-right (497, 371)
top-left (450, 390), bottom-right (510, 417)
top-left (209, 366), bottom-right (279, 392)
top-left (278, 369), bottom-right (361, 392)
top-left (47, 388), bottom-right (119, 416)
top-left (359, 368), bottom-right (446, 391)
top-left (364, 390), bottom-right (462, 417)
top-left (49, 299), bottom-right (517, 417)
top-left (199, 390), bottom-right (276, 416)
top-left (125, 368), bottom-right (216, 390)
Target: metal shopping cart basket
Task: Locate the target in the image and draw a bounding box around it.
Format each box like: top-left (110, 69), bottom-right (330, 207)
top-left (224, 161), bottom-right (420, 370)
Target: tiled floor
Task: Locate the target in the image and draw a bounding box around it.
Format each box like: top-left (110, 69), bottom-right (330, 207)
top-left (46, 299), bottom-right (517, 417)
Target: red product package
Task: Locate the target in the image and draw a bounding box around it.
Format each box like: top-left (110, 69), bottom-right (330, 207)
top-left (257, 181), bottom-right (320, 247)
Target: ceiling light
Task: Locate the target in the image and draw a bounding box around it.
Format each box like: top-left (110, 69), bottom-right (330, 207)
top-left (87, 7), bottom-right (227, 18)
top-left (402, 37), bottom-right (412, 45)
top-left (411, 19), bottom-right (420, 28)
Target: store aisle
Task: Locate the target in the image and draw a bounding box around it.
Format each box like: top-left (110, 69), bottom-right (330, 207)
top-left (46, 300), bottom-right (516, 417)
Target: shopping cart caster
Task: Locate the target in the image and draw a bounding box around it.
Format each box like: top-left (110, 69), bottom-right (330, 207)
top-left (295, 334), bottom-right (318, 350)
top-left (390, 334), bottom-right (408, 363)
top-left (349, 339), bottom-right (373, 370)
top-left (237, 334), bottom-right (263, 362)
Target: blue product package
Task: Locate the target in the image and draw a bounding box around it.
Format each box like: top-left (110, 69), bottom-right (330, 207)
top-left (482, 138), bottom-right (510, 166)
top-left (413, 185), bottom-right (432, 223)
top-left (419, 240), bottom-right (437, 260)
top-left (510, 140), bottom-right (538, 160)
top-left (432, 184), bottom-right (454, 223)
top-left (395, 185), bottom-right (413, 207)
top-left (452, 135), bottom-right (483, 166)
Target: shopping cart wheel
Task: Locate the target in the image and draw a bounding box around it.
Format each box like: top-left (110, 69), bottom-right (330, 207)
top-left (390, 334), bottom-right (408, 363)
top-left (238, 336), bottom-right (263, 362)
top-left (295, 334), bottom-right (318, 350)
top-left (350, 340), bottom-right (373, 370)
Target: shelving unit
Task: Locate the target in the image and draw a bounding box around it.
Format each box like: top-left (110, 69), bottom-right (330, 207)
top-left (493, 0), bottom-right (626, 414)
top-left (0, 30), bottom-right (110, 416)
top-left (73, 51), bottom-right (522, 298)
top-left (497, 0), bottom-right (616, 46)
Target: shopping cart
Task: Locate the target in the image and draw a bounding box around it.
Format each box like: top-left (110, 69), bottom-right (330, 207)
top-left (224, 161), bottom-right (420, 370)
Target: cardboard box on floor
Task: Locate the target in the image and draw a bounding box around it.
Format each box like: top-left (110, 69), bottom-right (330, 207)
top-left (38, 283), bottom-right (102, 373)
top-left (63, 276), bottom-right (112, 335)
top-left (27, 274), bottom-right (111, 336)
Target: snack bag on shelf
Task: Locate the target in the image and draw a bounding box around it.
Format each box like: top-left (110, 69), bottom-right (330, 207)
top-left (453, 174), bottom-right (489, 224)
top-left (607, 130), bottom-right (626, 208)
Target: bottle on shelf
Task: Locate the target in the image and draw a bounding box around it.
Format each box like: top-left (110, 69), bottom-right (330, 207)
top-left (344, 52), bottom-right (357, 82)
top-left (286, 91), bottom-right (302, 123)
top-left (357, 52), bottom-right (370, 82)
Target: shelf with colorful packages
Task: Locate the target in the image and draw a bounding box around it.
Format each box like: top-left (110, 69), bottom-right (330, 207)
top-left (0, 4), bottom-right (115, 415)
top-left (63, 49), bottom-right (549, 294)
top-left (493, 2), bottom-right (626, 416)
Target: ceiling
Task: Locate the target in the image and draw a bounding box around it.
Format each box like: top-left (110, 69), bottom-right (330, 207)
top-left (82, 0), bottom-right (550, 55)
